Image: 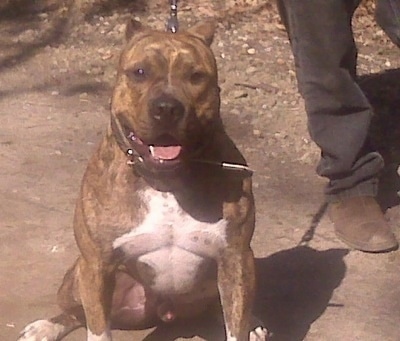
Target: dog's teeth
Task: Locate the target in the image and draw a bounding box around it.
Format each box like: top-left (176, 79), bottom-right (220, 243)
top-left (160, 159), bottom-right (164, 164)
top-left (149, 145), bottom-right (155, 156)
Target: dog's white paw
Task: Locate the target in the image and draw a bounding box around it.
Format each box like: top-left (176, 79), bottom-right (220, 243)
top-left (87, 328), bottom-right (112, 341)
top-left (249, 326), bottom-right (269, 341)
top-left (17, 319), bottom-right (65, 341)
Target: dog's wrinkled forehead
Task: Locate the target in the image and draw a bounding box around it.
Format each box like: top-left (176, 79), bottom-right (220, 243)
top-left (119, 21), bottom-right (217, 75)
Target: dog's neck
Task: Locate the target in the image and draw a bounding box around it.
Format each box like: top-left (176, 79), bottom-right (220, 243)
top-left (132, 162), bottom-right (189, 192)
top-left (98, 126), bottom-right (250, 223)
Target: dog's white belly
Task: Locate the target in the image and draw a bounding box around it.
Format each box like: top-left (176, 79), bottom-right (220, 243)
top-left (113, 187), bottom-right (228, 295)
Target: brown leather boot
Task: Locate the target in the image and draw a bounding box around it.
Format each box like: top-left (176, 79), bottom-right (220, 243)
top-left (328, 196), bottom-right (398, 252)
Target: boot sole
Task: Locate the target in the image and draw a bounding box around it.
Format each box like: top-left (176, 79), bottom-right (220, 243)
top-left (335, 230), bottom-right (399, 253)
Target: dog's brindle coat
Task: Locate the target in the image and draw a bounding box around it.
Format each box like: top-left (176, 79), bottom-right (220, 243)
top-left (18, 20), bottom-right (265, 341)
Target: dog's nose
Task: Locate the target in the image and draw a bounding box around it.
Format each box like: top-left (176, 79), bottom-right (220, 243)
top-left (150, 95), bottom-right (185, 125)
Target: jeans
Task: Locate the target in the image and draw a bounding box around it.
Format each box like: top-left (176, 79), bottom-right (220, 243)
top-left (276, 0), bottom-right (400, 202)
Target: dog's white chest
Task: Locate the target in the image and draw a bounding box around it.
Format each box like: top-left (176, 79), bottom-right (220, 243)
top-left (113, 187), bottom-right (228, 294)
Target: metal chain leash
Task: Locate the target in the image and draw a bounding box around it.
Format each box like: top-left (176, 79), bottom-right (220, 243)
top-left (166, 0), bottom-right (179, 33)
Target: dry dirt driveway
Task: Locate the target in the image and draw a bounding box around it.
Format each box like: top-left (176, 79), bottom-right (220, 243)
top-left (1, 2), bottom-right (400, 341)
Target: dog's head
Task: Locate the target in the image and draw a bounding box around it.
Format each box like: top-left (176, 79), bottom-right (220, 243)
top-left (111, 19), bottom-right (221, 172)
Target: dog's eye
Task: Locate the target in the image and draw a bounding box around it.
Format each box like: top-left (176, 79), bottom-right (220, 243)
top-left (127, 67), bottom-right (147, 82)
top-left (136, 68), bottom-right (145, 76)
top-left (190, 71), bottom-right (208, 85)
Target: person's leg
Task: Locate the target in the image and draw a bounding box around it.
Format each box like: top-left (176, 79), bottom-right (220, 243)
top-left (276, 0), bottom-right (398, 252)
top-left (375, 0), bottom-right (400, 48)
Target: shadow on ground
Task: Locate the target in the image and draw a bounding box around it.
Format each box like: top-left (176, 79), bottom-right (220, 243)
top-left (360, 68), bottom-right (400, 210)
top-left (254, 246), bottom-right (348, 341)
top-left (0, 3), bottom-right (69, 72)
top-left (73, 0), bottom-right (147, 19)
top-left (0, 0), bottom-right (146, 73)
top-left (0, 75), bottom-right (111, 100)
top-left (133, 246), bottom-right (348, 341)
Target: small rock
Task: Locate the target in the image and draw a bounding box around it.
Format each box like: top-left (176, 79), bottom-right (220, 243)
top-left (245, 66), bottom-right (257, 74)
top-left (231, 109), bottom-right (241, 115)
top-left (91, 67), bottom-right (103, 75)
top-left (253, 129), bottom-right (263, 138)
top-left (102, 53), bottom-right (113, 61)
top-left (116, 24), bottom-right (126, 34)
top-left (247, 48), bottom-right (256, 55)
top-left (232, 90), bottom-right (248, 99)
top-left (275, 23), bottom-right (286, 31)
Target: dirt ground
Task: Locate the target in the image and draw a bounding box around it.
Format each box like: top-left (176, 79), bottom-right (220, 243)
top-left (1, 1), bottom-right (400, 340)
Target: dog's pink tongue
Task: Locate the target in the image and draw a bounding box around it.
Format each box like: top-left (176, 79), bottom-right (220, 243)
top-left (150, 145), bottom-right (182, 160)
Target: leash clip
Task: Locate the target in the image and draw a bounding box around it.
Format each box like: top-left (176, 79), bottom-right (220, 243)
top-left (191, 159), bottom-right (254, 178)
top-left (166, 0), bottom-right (179, 33)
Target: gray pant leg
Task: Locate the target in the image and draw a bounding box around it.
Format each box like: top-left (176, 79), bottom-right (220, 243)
top-left (376, 0), bottom-right (400, 47)
top-left (276, 0), bottom-right (384, 201)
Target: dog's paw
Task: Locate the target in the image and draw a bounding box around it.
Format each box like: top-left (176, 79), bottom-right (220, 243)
top-left (17, 319), bottom-right (65, 341)
top-left (249, 325), bottom-right (269, 341)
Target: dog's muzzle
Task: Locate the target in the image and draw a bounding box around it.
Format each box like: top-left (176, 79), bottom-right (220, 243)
top-left (110, 107), bottom-right (186, 174)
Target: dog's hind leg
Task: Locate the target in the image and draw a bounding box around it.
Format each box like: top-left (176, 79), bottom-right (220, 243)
top-left (17, 260), bottom-right (84, 341)
top-left (17, 315), bottom-right (80, 341)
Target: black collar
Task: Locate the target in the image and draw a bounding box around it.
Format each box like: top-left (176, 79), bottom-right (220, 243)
top-left (110, 114), bottom-right (254, 182)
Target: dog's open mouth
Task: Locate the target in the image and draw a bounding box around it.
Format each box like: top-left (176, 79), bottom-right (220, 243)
top-left (149, 144), bottom-right (182, 161)
top-left (128, 132), bottom-right (184, 170)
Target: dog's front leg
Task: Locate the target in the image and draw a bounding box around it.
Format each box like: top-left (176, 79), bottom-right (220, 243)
top-left (77, 257), bottom-right (115, 341)
top-left (218, 247), bottom-right (256, 341)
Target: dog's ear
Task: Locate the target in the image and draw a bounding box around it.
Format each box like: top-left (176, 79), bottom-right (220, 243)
top-left (125, 18), bottom-right (145, 41)
top-left (186, 20), bottom-right (216, 46)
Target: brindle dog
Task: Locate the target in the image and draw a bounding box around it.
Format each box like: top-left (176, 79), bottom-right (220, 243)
top-left (17, 20), bottom-right (267, 341)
